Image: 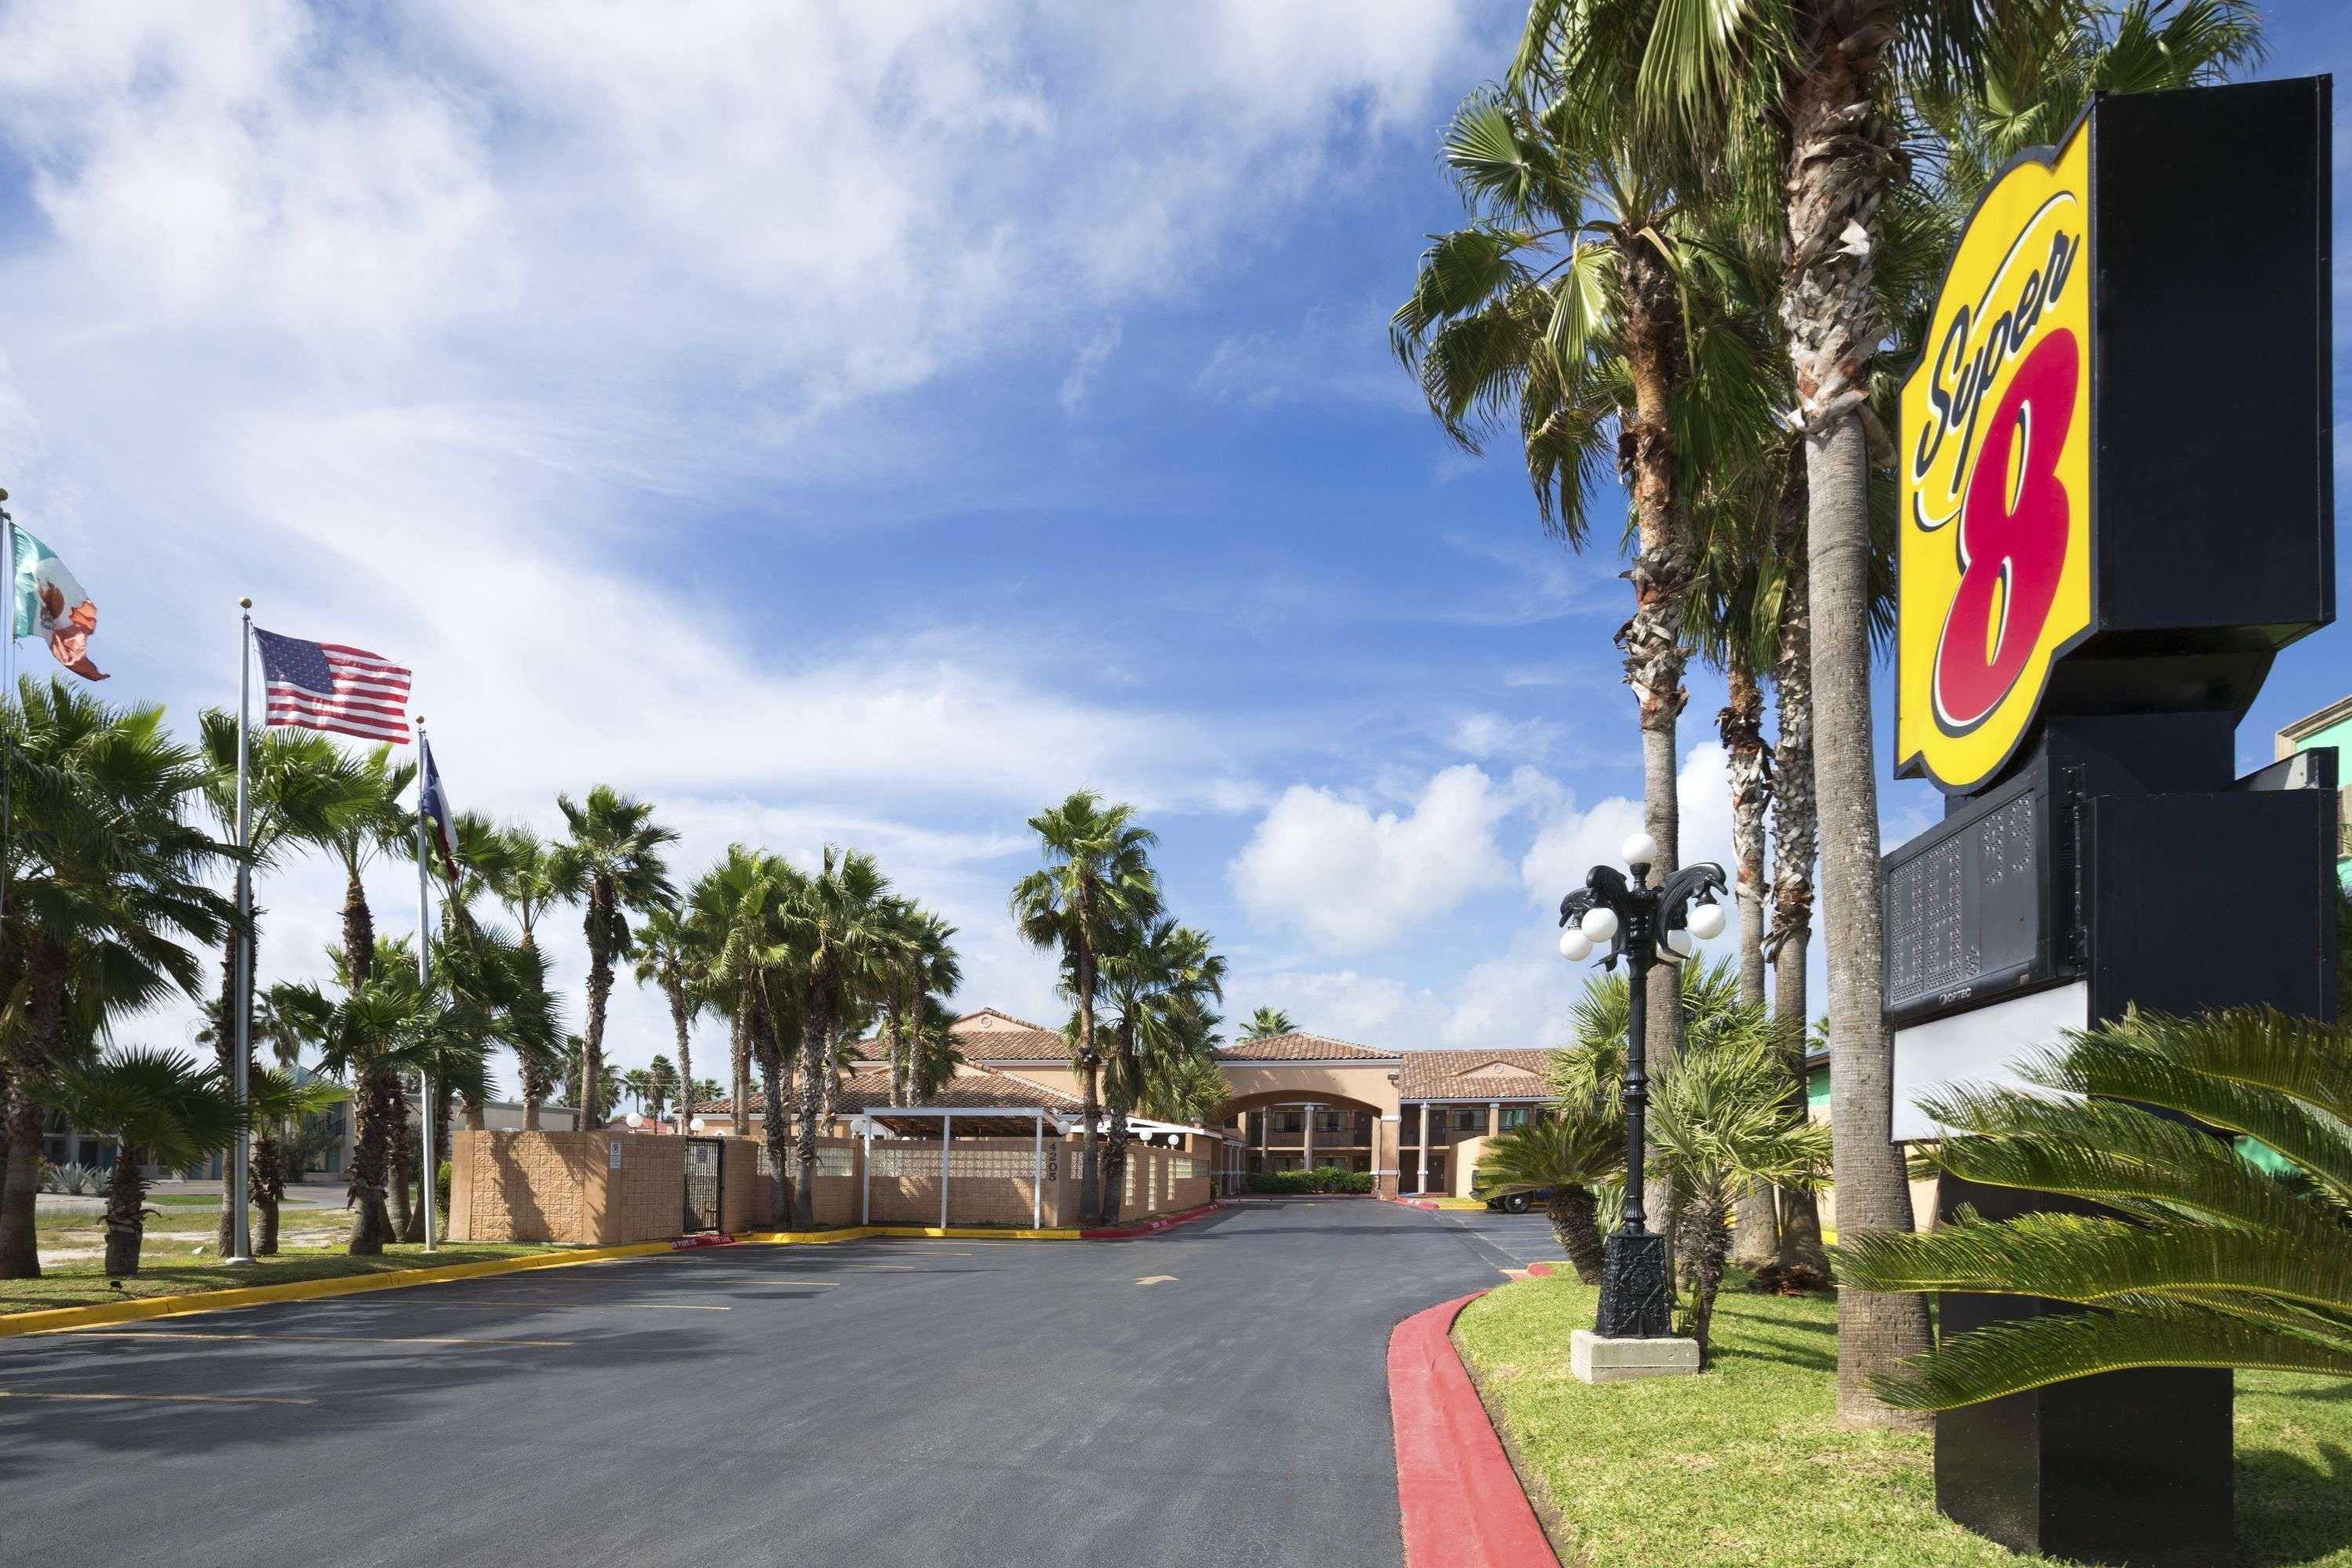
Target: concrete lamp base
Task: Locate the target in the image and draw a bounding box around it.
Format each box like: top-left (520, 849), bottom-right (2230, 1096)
top-left (1570, 1329), bottom-right (1700, 1384)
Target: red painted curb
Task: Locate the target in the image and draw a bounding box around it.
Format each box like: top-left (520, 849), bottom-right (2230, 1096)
top-left (1525, 1261), bottom-right (1554, 1277)
top-left (1382, 1195), bottom-right (1442, 1212)
top-left (1081, 1200), bottom-right (1223, 1241)
top-left (669, 1233), bottom-right (737, 1250)
top-left (1389, 1293), bottom-right (1560, 1568)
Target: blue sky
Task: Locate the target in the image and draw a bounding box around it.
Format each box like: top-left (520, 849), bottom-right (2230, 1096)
top-left (0, 2), bottom-right (2344, 1089)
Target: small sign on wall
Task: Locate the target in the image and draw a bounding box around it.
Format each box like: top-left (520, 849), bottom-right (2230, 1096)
top-left (608, 1139), bottom-right (622, 1171)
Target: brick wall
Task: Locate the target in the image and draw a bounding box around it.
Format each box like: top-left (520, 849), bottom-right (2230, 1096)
top-left (864, 1136), bottom-right (1070, 1229)
top-left (449, 1131), bottom-right (685, 1245)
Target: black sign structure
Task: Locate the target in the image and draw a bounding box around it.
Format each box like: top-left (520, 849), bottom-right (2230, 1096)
top-left (1880, 74), bottom-right (2337, 1568)
top-left (1883, 776), bottom-right (2067, 1029)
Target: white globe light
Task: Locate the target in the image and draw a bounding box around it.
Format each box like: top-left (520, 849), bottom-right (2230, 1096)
top-left (1558, 927), bottom-right (1592, 962)
top-left (624, 1112), bottom-right (642, 1129)
top-left (1687, 900), bottom-right (1727, 939)
top-left (688, 1116), bottom-right (707, 1134)
top-left (1621, 830), bottom-right (1660, 866)
top-left (1664, 926), bottom-right (1694, 957)
top-left (1580, 906), bottom-right (1619, 943)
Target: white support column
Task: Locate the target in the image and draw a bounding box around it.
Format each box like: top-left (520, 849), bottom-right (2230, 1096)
top-left (1488, 1099), bottom-right (1501, 1138)
top-left (861, 1118), bottom-right (873, 1225)
top-left (940, 1111), bottom-right (953, 1230)
top-left (1302, 1102), bottom-right (1317, 1170)
top-left (1032, 1111), bottom-right (1044, 1229)
top-left (1414, 1103), bottom-right (1429, 1195)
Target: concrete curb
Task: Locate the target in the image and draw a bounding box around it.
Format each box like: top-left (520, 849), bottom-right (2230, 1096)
top-left (0, 1241), bottom-right (679, 1340)
top-left (1388, 1292), bottom-right (1560, 1568)
top-left (1081, 1201), bottom-right (1221, 1240)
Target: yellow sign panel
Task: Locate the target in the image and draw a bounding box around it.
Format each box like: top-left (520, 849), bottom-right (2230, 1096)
top-left (1896, 120), bottom-right (2093, 793)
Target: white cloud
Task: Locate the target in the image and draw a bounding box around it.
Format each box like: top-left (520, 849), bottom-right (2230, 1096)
top-left (1519, 742), bottom-right (1738, 909)
top-left (1449, 710), bottom-right (1566, 763)
top-left (1230, 764), bottom-right (1533, 954)
top-left (1058, 322), bottom-right (1123, 416)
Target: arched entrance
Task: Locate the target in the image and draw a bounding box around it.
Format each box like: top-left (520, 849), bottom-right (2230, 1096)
top-left (1221, 1089), bottom-right (1391, 1184)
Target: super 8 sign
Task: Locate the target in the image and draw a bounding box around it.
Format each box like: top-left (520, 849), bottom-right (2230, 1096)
top-left (1895, 82), bottom-right (2332, 797)
top-left (1897, 120), bottom-right (2092, 793)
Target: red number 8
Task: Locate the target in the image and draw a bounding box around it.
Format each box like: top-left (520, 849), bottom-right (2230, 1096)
top-left (1933, 327), bottom-right (2078, 731)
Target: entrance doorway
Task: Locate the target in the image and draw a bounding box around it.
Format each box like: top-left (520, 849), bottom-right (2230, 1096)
top-left (683, 1138), bottom-right (724, 1232)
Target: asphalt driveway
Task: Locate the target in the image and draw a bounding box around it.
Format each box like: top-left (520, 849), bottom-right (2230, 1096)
top-left (1, 1199), bottom-right (1520, 1568)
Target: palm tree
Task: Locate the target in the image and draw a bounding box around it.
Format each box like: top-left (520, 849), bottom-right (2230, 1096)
top-left (1101, 916), bottom-right (1225, 1221)
top-left (38, 1047), bottom-right (242, 1276)
top-left (779, 847), bottom-right (892, 1229)
top-left (621, 1066), bottom-right (654, 1113)
top-left (488, 822), bottom-right (572, 1127)
top-left (1842, 1007), bottom-right (2352, 1408)
top-left (633, 905), bottom-right (701, 1132)
top-left (1559, 960), bottom-right (1828, 1352)
top-left (646, 1054), bottom-right (677, 1122)
top-left (1477, 1112), bottom-right (1622, 1284)
top-left (281, 956), bottom-right (438, 1255)
top-left (246, 1063), bottom-right (347, 1252)
top-left (692, 1076), bottom-right (723, 1105)
top-left (550, 787), bottom-right (677, 1131)
top-left (1530, 0), bottom-right (2258, 1425)
top-left (1011, 792), bottom-right (1157, 1226)
top-left (1647, 1004), bottom-right (1831, 1360)
top-left (879, 901), bottom-right (960, 1109)
top-left (315, 745), bottom-right (419, 1235)
top-left (1139, 1047), bottom-right (1231, 1131)
top-left (0, 681), bottom-right (234, 1279)
top-left (686, 845), bottom-right (797, 1159)
top-left (194, 710), bottom-right (358, 1255)
top-left (1239, 1007), bottom-right (1294, 1042)
top-left (1395, 76), bottom-right (1773, 1133)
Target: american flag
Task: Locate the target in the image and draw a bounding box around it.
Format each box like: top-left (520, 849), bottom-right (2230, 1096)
top-left (253, 627), bottom-right (412, 743)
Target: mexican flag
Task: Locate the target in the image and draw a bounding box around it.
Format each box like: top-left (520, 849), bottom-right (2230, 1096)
top-left (13, 524), bottom-right (105, 681)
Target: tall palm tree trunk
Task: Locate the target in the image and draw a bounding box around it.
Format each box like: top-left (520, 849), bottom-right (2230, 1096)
top-left (886, 981), bottom-right (908, 1109)
top-left (581, 890), bottom-right (614, 1131)
top-left (1619, 247), bottom-right (1692, 1240)
top-left (1724, 648), bottom-right (1779, 1270)
top-left (1769, 532), bottom-right (1832, 1283)
top-left (1102, 1022), bottom-right (1134, 1225)
top-left (1075, 943), bottom-right (1102, 1226)
top-left (0, 956), bottom-right (67, 1279)
top-left (341, 871), bottom-right (395, 1253)
top-left (755, 1012), bottom-right (789, 1229)
top-left (212, 933), bottom-right (244, 1256)
top-left (103, 1147), bottom-right (148, 1277)
top-left (517, 927), bottom-right (546, 1131)
top-left (390, 1086), bottom-right (417, 1241)
top-left (730, 1009), bottom-right (750, 1138)
top-left (792, 1011), bottom-right (827, 1230)
top-left (0, 1070), bottom-right (44, 1279)
top-left (667, 984), bottom-right (692, 1137)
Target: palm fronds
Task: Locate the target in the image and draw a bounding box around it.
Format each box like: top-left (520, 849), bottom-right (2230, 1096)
top-left (1842, 1007), bottom-right (2352, 1409)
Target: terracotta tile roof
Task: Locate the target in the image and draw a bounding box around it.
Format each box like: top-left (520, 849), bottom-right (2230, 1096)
top-left (1397, 1049), bottom-right (1557, 1102)
top-left (1215, 1031), bottom-right (1398, 1062)
top-left (692, 1063), bottom-right (1080, 1119)
top-left (942, 1007), bottom-right (1069, 1063)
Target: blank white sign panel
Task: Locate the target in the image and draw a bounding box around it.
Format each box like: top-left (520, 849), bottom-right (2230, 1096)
top-left (1890, 981), bottom-right (2089, 1142)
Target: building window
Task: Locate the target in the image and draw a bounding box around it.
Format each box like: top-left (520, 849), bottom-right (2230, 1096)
top-left (1274, 1112), bottom-right (1303, 1135)
top-left (1450, 1108), bottom-right (1483, 1133)
top-left (1316, 1112), bottom-right (1342, 1134)
top-left (1498, 1106), bottom-right (1530, 1131)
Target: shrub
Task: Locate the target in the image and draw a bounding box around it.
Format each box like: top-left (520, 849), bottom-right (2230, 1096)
top-left (1244, 1167), bottom-right (1374, 1196)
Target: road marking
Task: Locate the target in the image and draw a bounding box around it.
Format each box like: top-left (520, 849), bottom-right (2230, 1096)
top-left (1135, 1275), bottom-right (1177, 1287)
top-left (42, 1330), bottom-right (575, 1348)
top-left (0, 1390), bottom-right (318, 1406)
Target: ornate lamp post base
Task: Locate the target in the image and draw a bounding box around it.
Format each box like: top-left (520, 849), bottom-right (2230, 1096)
top-left (1593, 1229), bottom-right (1671, 1339)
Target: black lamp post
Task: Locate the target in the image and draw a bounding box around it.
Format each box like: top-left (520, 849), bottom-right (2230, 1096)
top-left (1558, 831), bottom-right (1728, 1339)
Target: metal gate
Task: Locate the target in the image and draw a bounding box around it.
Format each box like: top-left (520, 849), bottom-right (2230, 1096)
top-left (683, 1138), bottom-right (724, 1233)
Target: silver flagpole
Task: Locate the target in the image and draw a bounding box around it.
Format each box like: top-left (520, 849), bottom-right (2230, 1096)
top-left (227, 600), bottom-right (256, 1267)
top-left (2, 488), bottom-right (15, 940)
top-left (418, 722), bottom-right (437, 1254)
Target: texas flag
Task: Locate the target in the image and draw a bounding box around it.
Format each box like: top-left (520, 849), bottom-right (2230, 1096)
top-left (419, 737), bottom-right (459, 882)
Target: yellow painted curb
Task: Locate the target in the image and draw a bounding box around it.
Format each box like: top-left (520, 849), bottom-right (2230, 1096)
top-left (2, 1221), bottom-right (1094, 1339)
top-left (732, 1225), bottom-right (1081, 1243)
top-left (0, 1243), bottom-right (676, 1341)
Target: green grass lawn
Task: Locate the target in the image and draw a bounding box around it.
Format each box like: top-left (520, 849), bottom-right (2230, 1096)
top-left (0, 1241), bottom-right (566, 1316)
top-left (1454, 1273), bottom-right (2352, 1568)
